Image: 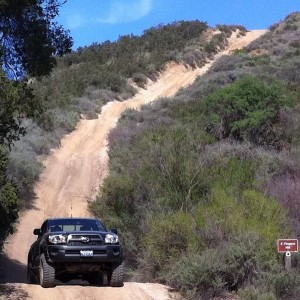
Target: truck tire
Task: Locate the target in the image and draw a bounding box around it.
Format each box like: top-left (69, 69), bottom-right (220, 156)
top-left (39, 253), bottom-right (55, 288)
top-left (108, 263), bottom-right (124, 287)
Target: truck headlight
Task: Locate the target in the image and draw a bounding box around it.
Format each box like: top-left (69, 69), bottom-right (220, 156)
top-left (48, 234), bottom-right (66, 244)
top-left (105, 233), bottom-right (119, 244)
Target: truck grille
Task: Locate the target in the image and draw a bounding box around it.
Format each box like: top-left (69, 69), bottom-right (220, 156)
top-left (67, 234), bottom-right (103, 246)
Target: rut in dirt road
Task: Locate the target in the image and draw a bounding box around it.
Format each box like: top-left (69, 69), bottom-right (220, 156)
top-left (0, 29), bottom-right (267, 300)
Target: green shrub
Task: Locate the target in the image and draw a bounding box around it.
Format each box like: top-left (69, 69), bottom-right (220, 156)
top-left (199, 188), bottom-right (289, 251)
top-left (216, 24), bottom-right (233, 37)
top-left (92, 173), bottom-right (136, 224)
top-left (166, 233), bottom-right (283, 299)
top-left (167, 249), bottom-right (224, 299)
top-left (0, 182), bottom-right (19, 239)
top-left (39, 109), bottom-right (80, 133)
top-left (203, 76), bottom-right (296, 148)
top-left (238, 286), bottom-right (276, 300)
top-left (8, 148), bottom-right (43, 199)
top-left (208, 157), bottom-right (256, 194)
top-left (143, 211), bottom-right (198, 273)
top-left (0, 146), bottom-right (20, 242)
top-left (132, 73), bottom-right (148, 88)
top-left (272, 271), bottom-right (300, 299)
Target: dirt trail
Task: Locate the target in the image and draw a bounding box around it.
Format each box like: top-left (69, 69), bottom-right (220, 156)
top-left (0, 29), bottom-right (266, 300)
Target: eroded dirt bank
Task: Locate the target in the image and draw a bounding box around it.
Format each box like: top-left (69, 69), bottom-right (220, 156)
top-left (0, 29), bottom-right (266, 300)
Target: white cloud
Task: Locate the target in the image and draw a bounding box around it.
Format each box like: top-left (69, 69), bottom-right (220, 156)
top-left (66, 13), bottom-right (86, 29)
top-left (96, 0), bottom-right (153, 24)
top-left (64, 0), bottom-right (153, 30)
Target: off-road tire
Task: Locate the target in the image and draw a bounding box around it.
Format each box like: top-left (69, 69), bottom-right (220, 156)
top-left (39, 253), bottom-right (55, 288)
top-left (27, 260), bottom-right (36, 284)
top-left (108, 263), bottom-right (124, 287)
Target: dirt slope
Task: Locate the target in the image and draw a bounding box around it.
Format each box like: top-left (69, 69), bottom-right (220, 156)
top-left (0, 29), bottom-right (266, 300)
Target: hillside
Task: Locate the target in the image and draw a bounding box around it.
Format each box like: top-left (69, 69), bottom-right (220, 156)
top-left (0, 20), bottom-right (207, 241)
top-left (90, 12), bottom-right (300, 300)
top-left (2, 20), bottom-right (247, 242)
top-left (0, 12), bottom-right (299, 300)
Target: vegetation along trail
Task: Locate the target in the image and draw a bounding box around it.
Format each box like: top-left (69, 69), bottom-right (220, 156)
top-left (0, 29), bottom-right (266, 299)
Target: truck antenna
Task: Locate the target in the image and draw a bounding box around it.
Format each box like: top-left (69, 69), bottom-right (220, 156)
top-left (70, 197), bottom-right (73, 218)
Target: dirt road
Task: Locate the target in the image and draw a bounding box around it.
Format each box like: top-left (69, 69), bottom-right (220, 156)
top-left (0, 29), bottom-right (266, 300)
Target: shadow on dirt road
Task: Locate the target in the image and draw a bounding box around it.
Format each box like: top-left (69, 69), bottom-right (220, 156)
top-left (0, 254), bottom-right (29, 299)
top-left (0, 253), bottom-right (27, 284)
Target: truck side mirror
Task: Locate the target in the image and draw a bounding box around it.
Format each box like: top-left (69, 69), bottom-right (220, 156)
top-left (33, 228), bottom-right (42, 235)
top-left (110, 228), bottom-right (118, 235)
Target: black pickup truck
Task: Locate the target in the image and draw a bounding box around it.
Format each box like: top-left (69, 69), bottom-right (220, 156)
top-left (27, 217), bottom-right (123, 288)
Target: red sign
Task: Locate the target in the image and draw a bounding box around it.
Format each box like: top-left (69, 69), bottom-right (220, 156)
top-left (277, 239), bottom-right (298, 253)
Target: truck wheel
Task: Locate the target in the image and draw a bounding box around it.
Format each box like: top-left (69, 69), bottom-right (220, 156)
top-left (39, 253), bottom-right (55, 288)
top-left (108, 263), bottom-right (124, 287)
top-left (27, 259), bottom-right (36, 284)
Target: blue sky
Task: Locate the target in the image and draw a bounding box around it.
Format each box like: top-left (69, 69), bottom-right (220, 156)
top-left (56, 0), bottom-right (299, 50)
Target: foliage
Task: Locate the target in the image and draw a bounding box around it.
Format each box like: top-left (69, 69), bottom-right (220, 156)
top-left (203, 76), bottom-right (296, 148)
top-left (207, 157), bottom-right (256, 193)
top-left (217, 24), bottom-right (247, 37)
top-left (166, 233), bottom-right (283, 299)
top-left (200, 187), bottom-right (288, 251)
top-left (143, 211), bottom-right (199, 272)
top-left (0, 0), bottom-right (73, 78)
top-left (91, 100), bottom-right (290, 292)
top-left (31, 20), bottom-right (211, 117)
top-left (238, 286), bottom-right (277, 300)
top-left (8, 144), bottom-right (43, 199)
top-left (0, 146), bottom-right (19, 243)
top-left (204, 32), bottom-right (227, 54)
top-left (28, 19), bottom-right (236, 153)
top-left (0, 69), bottom-right (40, 146)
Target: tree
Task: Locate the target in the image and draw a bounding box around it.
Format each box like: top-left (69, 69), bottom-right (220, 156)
top-left (0, 0), bottom-right (72, 145)
top-left (0, 0), bottom-right (72, 244)
top-left (0, 69), bottom-right (39, 145)
top-left (0, 0), bottom-right (73, 78)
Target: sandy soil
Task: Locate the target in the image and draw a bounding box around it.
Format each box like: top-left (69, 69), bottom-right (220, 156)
top-left (0, 29), bottom-right (266, 300)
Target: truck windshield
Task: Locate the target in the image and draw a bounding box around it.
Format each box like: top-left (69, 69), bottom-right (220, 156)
top-left (48, 219), bottom-right (106, 232)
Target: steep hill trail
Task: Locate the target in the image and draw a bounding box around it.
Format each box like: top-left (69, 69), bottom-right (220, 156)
top-left (0, 29), bottom-right (266, 300)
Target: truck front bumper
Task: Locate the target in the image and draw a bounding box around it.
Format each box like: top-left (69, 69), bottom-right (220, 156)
top-left (46, 244), bottom-right (122, 264)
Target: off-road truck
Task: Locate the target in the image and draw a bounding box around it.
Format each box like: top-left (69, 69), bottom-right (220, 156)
top-left (27, 217), bottom-right (123, 288)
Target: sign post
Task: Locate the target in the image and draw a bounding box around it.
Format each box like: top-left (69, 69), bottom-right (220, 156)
top-left (277, 239), bottom-right (298, 271)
